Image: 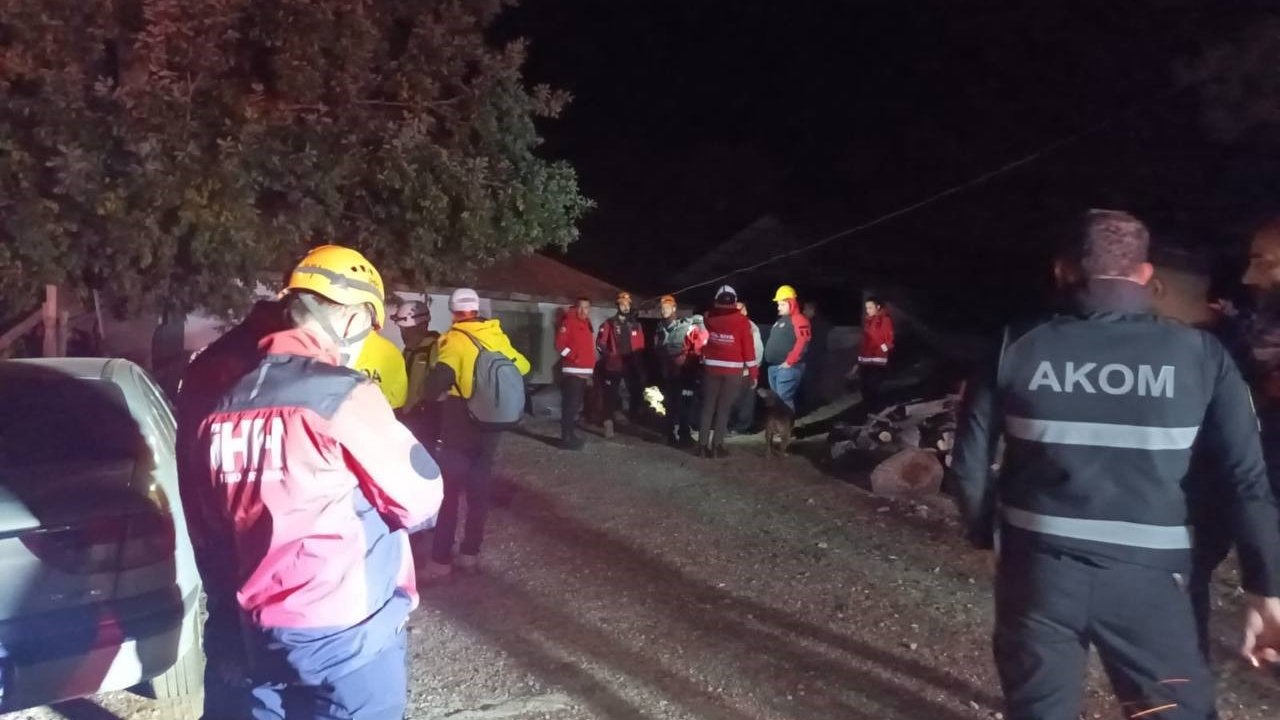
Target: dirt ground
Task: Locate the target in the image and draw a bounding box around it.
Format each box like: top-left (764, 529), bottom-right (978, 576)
top-left (8, 418), bottom-right (1280, 719)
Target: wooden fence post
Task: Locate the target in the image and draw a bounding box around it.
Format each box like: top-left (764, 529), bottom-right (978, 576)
top-left (42, 284), bottom-right (58, 357)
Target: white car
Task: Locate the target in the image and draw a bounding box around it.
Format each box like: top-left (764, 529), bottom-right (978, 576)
top-left (0, 358), bottom-right (203, 716)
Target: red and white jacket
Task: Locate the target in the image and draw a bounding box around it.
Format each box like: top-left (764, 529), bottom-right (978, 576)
top-left (555, 310), bottom-right (596, 378)
top-left (702, 306), bottom-right (759, 381)
top-left (188, 328), bottom-right (443, 684)
top-left (859, 313), bottom-right (895, 366)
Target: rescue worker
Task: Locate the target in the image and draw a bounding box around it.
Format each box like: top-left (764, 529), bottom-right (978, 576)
top-left (186, 245), bottom-right (444, 720)
top-left (728, 302), bottom-right (763, 434)
top-left (418, 288), bottom-right (530, 578)
top-left (596, 290), bottom-right (646, 437)
top-left (1147, 245), bottom-right (1263, 658)
top-left (653, 294), bottom-right (707, 446)
top-left (177, 298), bottom-right (287, 718)
top-left (800, 300), bottom-right (831, 415)
top-left (951, 210), bottom-right (1280, 720)
top-left (855, 297), bottom-right (895, 411)
top-left (393, 299), bottom-right (441, 417)
top-left (762, 284), bottom-right (811, 412)
top-left (555, 297), bottom-right (596, 450)
top-left (1176, 219), bottom-right (1280, 660)
top-left (699, 285), bottom-right (758, 458)
top-left (354, 329), bottom-right (408, 410)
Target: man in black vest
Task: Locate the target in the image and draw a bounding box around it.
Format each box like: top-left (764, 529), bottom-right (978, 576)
top-left (951, 210), bottom-right (1280, 719)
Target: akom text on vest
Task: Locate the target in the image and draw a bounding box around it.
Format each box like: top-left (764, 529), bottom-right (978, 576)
top-left (1027, 361), bottom-right (1175, 398)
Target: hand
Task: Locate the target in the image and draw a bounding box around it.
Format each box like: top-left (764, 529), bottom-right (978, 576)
top-left (1209, 298), bottom-right (1239, 318)
top-left (781, 362), bottom-right (792, 369)
top-left (750, 378), bottom-right (758, 389)
top-left (1242, 594), bottom-right (1280, 667)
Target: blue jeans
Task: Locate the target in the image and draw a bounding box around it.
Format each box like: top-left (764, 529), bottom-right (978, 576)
top-left (767, 364), bottom-right (804, 412)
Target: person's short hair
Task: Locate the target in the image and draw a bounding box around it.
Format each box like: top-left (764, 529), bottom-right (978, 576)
top-left (1149, 245), bottom-right (1209, 277)
top-left (285, 290), bottom-right (365, 329)
top-left (575, 296), bottom-right (591, 306)
top-left (1079, 209), bottom-right (1150, 278)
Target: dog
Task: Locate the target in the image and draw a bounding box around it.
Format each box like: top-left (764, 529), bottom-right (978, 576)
top-left (757, 388), bottom-right (795, 458)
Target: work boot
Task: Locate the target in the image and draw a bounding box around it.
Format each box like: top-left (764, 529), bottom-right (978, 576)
top-left (603, 419), bottom-right (615, 438)
top-left (563, 435), bottom-right (585, 451)
top-left (453, 553), bottom-right (480, 575)
top-left (715, 446), bottom-right (730, 459)
top-left (698, 445), bottom-right (713, 459)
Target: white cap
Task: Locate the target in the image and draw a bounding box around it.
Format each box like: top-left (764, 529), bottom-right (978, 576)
top-left (449, 288), bottom-right (481, 313)
top-left (715, 285), bottom-right (737, 302)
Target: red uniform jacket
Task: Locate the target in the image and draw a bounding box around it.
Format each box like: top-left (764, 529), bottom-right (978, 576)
top-left (189, 328), bottom-right (443, 684)
top-left (859, 313), bottom-right (895, 366)
top-left (702, 306), bottom-right (759, 381)
top-left (555, 311), bottom-right (596, 378)
top-left (597, 313), bottom-right (646, 372)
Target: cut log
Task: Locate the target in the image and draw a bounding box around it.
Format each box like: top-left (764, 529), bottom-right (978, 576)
top-left (870, 448), bottom-right (943, 497)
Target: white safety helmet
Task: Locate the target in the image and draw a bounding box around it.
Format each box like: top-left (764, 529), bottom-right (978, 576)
top-left (391, 299), bottom-right (431, 328)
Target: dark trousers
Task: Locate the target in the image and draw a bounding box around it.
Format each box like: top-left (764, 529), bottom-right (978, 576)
top-left (995, 544), bottom-right (1214, 720)
top-left (1189, 533), bottom-right (1232, 660)
top-left (432, 400), bottom-right (501, 563)
top-left (604, 354), bottom-right (645, 418)
top-left (202, 597), bottom-right (254, 720)
top-left (561, 374), bottom-right (588, 441)
top-left (661, 372), bottom-right (697, 441)
top-left (859, 363), bottom-right (888, 412)
top-left (699, 372), bottom-right (743, 449)
top-left (248, 631), bottom-right (406, 720)
top-left (728, 381), bottom-right (756, 432)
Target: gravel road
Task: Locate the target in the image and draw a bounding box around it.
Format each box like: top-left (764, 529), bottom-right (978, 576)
top-left (7, 419), bottom-right (1280, 719)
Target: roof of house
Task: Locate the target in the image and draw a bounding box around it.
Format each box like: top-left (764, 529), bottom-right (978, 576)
top-left (414, 252), bottom-right (623, 305)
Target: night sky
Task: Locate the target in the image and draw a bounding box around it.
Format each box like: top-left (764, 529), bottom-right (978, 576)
top-left (494, 2), bottom-right (1278, 328)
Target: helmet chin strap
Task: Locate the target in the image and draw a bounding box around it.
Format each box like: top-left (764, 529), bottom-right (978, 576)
top-left (297, 293), bottom-right (374, 365)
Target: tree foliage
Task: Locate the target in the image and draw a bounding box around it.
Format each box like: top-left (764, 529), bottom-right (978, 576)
top-left (1184, 15), bottom-right (1280, 145)
top-left (0, 0), bottom-right (590, 315)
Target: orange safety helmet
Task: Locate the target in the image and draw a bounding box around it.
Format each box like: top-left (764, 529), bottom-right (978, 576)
top-left (285, 245), bottom-right (387, 328)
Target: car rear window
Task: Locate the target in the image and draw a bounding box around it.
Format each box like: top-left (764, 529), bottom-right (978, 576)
top-left (0, 367), bottom-right (141, 470)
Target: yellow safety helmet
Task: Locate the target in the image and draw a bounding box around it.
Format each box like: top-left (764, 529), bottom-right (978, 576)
top-left (773, 284), bottom-right (798, 302)
top-left (285, 245), bottom-right (387, 328)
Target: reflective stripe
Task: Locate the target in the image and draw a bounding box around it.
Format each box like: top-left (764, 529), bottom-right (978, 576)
top-left (858, 357), bottom-right (888, 365)
top-left (704, 358), bottom-right (746, 368)
top-left (1005, 416), bottom-right (1198, 450)
top-left (745, 359), bottom-right (760, 367)
top-left (1003, 506), bottom-right (1193, 550)
top-left (560, 347), bottom-right (571, 357)
top-left (562, 366), bottom-right (594, 376)
top-left (292, 266), bottom-right (383, 298)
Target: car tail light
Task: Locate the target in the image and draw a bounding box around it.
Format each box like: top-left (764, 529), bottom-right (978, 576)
top-left (21, 510), bottom-right (173, 574)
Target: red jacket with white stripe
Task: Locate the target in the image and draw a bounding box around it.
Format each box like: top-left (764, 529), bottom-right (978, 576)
top-left (702, 306), bottom-right (759, 381)
top-left (859, 313), bottom-right (895, 366)
top-left (189, 328), bottom-right (443, 684)
top-left (555, 311), bottom-right (596, 378)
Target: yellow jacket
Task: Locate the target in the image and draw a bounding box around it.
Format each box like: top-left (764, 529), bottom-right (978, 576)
top-left (354, 332), bottom-right (408, 409)
top-left (436, 319), bottom-right (531, 399)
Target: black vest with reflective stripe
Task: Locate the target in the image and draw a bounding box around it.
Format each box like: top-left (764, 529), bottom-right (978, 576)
top-left (996, 280), bottom-right (1228, 569)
